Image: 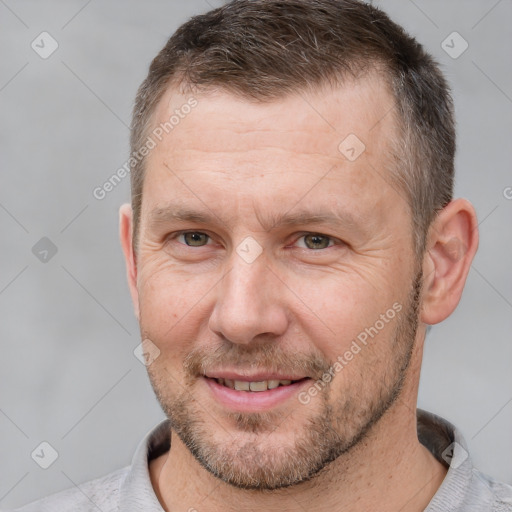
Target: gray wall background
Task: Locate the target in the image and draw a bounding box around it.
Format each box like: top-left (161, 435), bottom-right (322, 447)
top-left (0, 0), bottom-right (511, 508)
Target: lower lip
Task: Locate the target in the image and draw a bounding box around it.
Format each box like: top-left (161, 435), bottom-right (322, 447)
top-left (203, 377), bottom-right (312, 412)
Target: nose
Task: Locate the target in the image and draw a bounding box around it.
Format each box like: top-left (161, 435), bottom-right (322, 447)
top-left (208, 252), bottom-right (289, 345)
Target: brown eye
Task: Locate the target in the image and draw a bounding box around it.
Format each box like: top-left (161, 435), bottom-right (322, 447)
top-left (181, 232), bottom-right (210, 247)
top-left (302, 234), bottom-right (332, 250)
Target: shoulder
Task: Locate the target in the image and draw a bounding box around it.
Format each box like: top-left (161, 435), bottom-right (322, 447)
top-left (10, 466), bottom-right (129, 512)
top-left (471, 468), bottom-right (512, 511)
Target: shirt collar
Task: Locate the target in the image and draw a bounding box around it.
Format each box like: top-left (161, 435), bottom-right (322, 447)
top-left (419, 409), bottom-right (473, 511)
top-left (119, 420), bottom-right (170, 511)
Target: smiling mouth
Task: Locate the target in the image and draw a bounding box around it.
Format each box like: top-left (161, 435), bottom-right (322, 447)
top-left (208, 377), bottom-right (308, 392)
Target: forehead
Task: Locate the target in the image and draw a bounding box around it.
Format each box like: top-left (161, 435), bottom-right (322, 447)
top-left (152, 76), bottom-right (395, 156)
top-left (141, 77), bottom-right (405, 231)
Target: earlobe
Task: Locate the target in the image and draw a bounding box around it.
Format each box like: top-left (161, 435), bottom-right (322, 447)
top-left (420, 199), bottom-right (479, 325)
top-left (119, 203), bottom-right (140, 320)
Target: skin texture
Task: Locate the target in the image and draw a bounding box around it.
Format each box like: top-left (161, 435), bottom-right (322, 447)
top-left (120, 77), bottom-right (479, 511)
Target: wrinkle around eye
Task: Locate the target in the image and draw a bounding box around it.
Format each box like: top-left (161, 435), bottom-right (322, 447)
top-left (158, 232), bottom-right (226, 267)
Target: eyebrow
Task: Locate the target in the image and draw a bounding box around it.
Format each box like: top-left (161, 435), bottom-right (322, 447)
top-left (147, 204), bottom-right (367, 234)
top-left (148, 206), bottom-right (221, 232)
top-left (258, 210), bottom-right (364, 233)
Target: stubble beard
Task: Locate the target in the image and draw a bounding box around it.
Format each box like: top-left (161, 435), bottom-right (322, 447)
top-left (145, 270), bottom-right (422, 491)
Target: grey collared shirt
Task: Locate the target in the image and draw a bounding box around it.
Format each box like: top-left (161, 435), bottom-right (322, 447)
top-left (10, 410), bottom-right (512, 511)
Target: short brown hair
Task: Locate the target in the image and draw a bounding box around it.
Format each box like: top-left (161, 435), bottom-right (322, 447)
top-left (130, 0), bottom-right (455, 255)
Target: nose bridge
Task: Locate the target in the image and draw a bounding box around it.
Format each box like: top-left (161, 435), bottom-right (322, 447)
top-left (227, 257), bottom-right (264, 308)
top-left (209, 249), bottom-right (288, 344)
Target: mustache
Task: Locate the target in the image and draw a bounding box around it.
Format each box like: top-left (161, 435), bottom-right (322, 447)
top-left (183, 341), bottom-right (331, 380)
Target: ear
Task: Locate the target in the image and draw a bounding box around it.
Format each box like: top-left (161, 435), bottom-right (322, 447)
top-left (420, 198), bottom-right (479, 325)
top-left (119, 203), bottom-right (140, 320)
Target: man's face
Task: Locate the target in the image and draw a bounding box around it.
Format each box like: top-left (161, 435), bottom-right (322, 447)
top-left (133, 78), bottom-right (422, 489)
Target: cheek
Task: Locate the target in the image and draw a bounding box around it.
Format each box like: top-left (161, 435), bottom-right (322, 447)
top-left (288, 269), bottom-right (403, 363)
top-left (136, 257), bottom-right (216, 357)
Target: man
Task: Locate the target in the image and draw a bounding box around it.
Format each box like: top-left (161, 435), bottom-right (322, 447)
top-left (13, 0), bottom-right (512, 510)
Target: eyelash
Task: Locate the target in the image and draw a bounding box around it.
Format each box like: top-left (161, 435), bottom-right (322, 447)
top-left (294, 233), bottom-right (336, 250)
top-left (173, 231), bottom-right (215, 247)
top-left (172, 231), bottom-right (341, 250)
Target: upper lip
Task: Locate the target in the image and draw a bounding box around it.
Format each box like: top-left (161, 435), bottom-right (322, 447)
top-left (203, 371), bottom-right (309, 382)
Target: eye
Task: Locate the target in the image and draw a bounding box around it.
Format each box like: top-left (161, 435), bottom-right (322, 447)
top-left (295, 233), bottom-right (335, 250)
top-left (177, 232), bottom-right (211, 247)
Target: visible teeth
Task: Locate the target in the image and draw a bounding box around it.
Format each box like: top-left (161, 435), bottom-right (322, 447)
top-left (267, 379), bottom-right (280, 389)
top-left (218, 378), bottom-right (299, 391)
top-left (249, 381), bottom-right (267, 392)
top-left (234, 380), bottom-right (250, 391)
